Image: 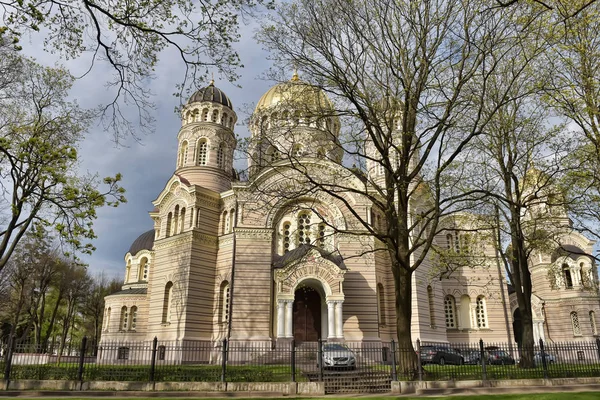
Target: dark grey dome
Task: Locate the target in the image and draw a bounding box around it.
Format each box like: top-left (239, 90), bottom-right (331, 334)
top-left (128, 230), bottom-right (155, 255)
top-left (187, 81), bottom-right (233, 109)
top-left (550, 244), bottom-right (589, 263)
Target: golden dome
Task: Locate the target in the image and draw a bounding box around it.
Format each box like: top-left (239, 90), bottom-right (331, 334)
top-left (255, 74), bottom-right (334, 113)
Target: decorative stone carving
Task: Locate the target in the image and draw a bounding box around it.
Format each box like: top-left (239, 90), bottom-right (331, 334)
top-left (234, 228), bottom-right (273, 240)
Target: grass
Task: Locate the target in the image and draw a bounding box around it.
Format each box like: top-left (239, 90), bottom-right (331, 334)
top-left (417, 363), bottom-right (600, 381)
top-left (27, 394), bottom-right (600, 400)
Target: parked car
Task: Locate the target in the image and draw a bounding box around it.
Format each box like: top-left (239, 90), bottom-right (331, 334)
top-left (461, 349), bottom-right (482, 365)
top-left (420, 345), bottom-right (464, 365)
top-left (319, 343), bottom-right (357, 370)
top-left (485, 349), bottom-right (516, 365)
top-left (534, 352), bottom-right (557, 364)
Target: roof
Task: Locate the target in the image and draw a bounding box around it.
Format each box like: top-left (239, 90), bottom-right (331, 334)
top-left (108, 287), bottom-right (148, 296)
top-left (128, 230), bottom-right (155, 255)
top-left (550, 244), bottom-right (591, 263)
top-left (272, 244), bottom-right (346, 269)
top-left (187, 81), bottom-right (233, 109)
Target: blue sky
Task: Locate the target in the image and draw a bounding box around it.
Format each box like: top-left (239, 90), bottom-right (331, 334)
top-left (24, 20), bottom-right (274, 280)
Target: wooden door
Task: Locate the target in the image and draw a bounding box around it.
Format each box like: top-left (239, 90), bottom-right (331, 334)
top-left (293, 288), bottom-right (321, 342)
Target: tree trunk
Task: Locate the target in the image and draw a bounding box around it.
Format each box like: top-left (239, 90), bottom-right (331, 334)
top-left (393, 262), bottom-right (418, 377)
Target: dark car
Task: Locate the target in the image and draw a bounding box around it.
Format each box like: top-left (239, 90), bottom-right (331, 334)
top-left (486, 349), bottom-right (515, 365)
top-left (420, 345), bottom-right (464, 365)
top-left (461, 349), bottom-right (482, 365)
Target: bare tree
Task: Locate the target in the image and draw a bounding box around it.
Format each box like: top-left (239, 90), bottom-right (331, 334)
top-left (0, 0), bottom-right (271, 142)
top-left (254, 0), bottom-right (545, 373)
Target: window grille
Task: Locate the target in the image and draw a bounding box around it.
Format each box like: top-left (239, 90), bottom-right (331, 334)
top-left (120, 306), bottom-right (128, 331)
top-left (444, 295), bottom-right (456, 328)
top-left (283, 222), bottom-right (291, 253)
top-left (222, 282), bottom-right (230, 323)
top-left (117, 347), bottom-right (130, 360)
top-left (571, 311), bottom-right (581, 335)
top-left (476, 296), bottom-right (487, 328)
top-left (590, 311), bottom-right (598, 335)
top-left (130, 306), bottom-right (137, 330)
top-left (297, 213), bottom-right (311, 245)
top-left (197, 140), bottom-right (208, 165)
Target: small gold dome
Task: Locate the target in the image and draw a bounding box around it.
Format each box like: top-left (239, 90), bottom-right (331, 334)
top-left (255, 74), bottom-right (334, 113)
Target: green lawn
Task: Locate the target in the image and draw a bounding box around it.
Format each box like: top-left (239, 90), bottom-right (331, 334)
top-left (29, 394), bottom-right (600, 400)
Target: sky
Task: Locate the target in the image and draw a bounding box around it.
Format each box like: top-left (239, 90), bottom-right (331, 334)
top-left (22, 17), bottom-right (276, 280)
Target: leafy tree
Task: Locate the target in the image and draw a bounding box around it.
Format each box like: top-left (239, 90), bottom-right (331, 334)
top-left (255, 0), bottom-right (543, 374)
top-left (0, 47), bottom-right (126, 274)
top-left (0, 0), bottom-right (271, 142)
top-left (82, 272), bottom-right (121, 349)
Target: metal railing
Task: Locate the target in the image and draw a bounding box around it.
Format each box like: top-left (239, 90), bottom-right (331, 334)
top-left (2, 336), bottom-right (600, 389)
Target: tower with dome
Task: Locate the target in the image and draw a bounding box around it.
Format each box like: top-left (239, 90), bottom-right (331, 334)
top-left (100, 76), bottom-right (600, 355)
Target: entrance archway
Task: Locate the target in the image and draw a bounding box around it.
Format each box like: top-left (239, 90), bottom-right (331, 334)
top-left (293, 286), bottom-right (322, 342)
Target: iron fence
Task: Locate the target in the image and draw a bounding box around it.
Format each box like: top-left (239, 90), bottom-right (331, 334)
top-left (2, 336), bottom-right (600, 392)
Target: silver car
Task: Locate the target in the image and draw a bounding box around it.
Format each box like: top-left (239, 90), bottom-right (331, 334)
top-left (534, 352), bottom-right (557, 364)
top-left (320, 343), bottom-right (357, 370)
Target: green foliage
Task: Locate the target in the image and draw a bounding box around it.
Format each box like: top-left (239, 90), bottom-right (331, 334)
top-left (0, 46), bottom-right (127, 273)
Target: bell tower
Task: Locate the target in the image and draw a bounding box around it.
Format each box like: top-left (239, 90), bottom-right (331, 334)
top-left (176, 81), bottom-right (237, 193)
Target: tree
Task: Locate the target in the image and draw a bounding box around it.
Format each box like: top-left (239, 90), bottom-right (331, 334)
top-left (255, 0), bottom-right (543, 373)
top-left (82, 273), bottom-right (121, 349)
top-left (539, 4), bottom-right (600, 242)
top-left (0, 0), bottom-right (271, 142)
top-left (0, 47), bottom-right (126, 274)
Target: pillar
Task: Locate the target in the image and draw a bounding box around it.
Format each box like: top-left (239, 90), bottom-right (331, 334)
top-left (335, 301), bottom-right (344, 338)
top-left (285, 301), bottom-right (293, 338)
top-left (277, 301), bottom-right (285, 338)
top-left (327, 301), bottom-right (335, 339)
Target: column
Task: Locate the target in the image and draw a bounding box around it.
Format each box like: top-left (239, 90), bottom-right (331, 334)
top-left (335, 301), bottom-right (344, 338)
top-left (277, 301), bottom-right (285, 338)
top-left (285, 301), bottom-right (294, 338)
top-left (327, 301), bottom-right (335, 339)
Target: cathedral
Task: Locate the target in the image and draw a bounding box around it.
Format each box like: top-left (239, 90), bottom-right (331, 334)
top-left (100, 75), bottom-right (600, 354)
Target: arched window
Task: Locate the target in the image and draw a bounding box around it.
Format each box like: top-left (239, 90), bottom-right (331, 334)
top-left (125, 260), bottom-right (131, 283)
top-left (202, 108), bottom-right (209, 121)
top-left (282, 221), bottom-right (291, 253)
top-left (120, 306), bottom-right (128, 331)
top-left (129, 306), bottom-right (138, 330)
top-left (267, 146), bottom-right (280, 164)
top-left (571, 311), bottom-right (581, 336)
top-left (221, 281), bottom-right (230, 323)
top-left (590, 311), bottom-right (598, 335)
top-left (217, 144), bottom-right (225, 169)
top-left (229, 117), bottom-right (234, 128)
top-left (297, 212), bottom-right (311, 245)
top-left (178, 141), bottom-right (188, 167)
top-left (166, 212), bottom-right (172, 238)
top-left (446, 233), bottom-right (454, 250)
top-left (427, 286), bottom-right (435, 327)
top-left (192, 109), bottom-right (199, 122)
top-left (444, 295), bottom-right (457, 328)
top-left (317, 223), bottom-right (326, 249)
top-left (291, 144), bottom-right (303, 158)
top-left (476, 296), bottom-right (487, 328)
top-left (195, 207), bottom-right (201, 228)
top-left (162, 282), bottom-right (173, 324)
top-left (104, 307), bottom-right (111, 332)
top-left (212, 109), bottom-right (219, 123)
top-left (139, 258), bottom-right (148, 281)
top-left (197, 139), bottom-right (208, 165)
top-left (229, 208), bottom-right (235, 232)
top-left (223, 211), bottom-right (229, 234)
top-left (563, 264), bottom-right (573, 288)
top-left (377, 283), bottom-right (386, 325)
top-left (180, 208), bottom-right (186, 234)
top-left (173, 205), bottom-right (179, 236)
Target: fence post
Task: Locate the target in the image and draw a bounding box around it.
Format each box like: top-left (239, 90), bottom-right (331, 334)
top-left (221, 339), bottom-right (228, 383)
top-left (318, 339), bottom-right (324, 382)
top-left (149, 337), bottom-right (158, 383)
top-left (416, 339), bottom-right (423, 382)
top-left (3, 335), bottom-right (14, 388)
top-left (291, 340), bottom-right (296, 382)
top-left (390, 340), bottom-right (398, 381)
top-left (77, 336), bottom-right (87, 384)
top-left (479, 339), bottom-right (487, 382)
top-left (539, 338), bottom-right (548, 379)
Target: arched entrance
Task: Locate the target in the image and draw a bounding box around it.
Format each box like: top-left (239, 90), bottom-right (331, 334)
top-left (293, 286), bottom-right (321, 342)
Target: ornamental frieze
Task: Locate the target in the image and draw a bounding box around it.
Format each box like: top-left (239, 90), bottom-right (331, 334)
top-left (234, 228), bottom-right (273, 240)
